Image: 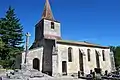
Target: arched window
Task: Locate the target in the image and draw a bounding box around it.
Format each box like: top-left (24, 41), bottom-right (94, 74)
top-left (87, 49), bottom-right (91, 61)
top-left (95, 50), bottom-right (100, 68)
top-left (51, 22), bottom-right (54, 29)
top-left (102, 50), bottom-right (105, 61)
top-left (68, 47), bottom-right (72, 62)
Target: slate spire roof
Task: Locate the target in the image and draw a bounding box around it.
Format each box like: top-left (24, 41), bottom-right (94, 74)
top-left (42, 0), bottom-right (54, 20)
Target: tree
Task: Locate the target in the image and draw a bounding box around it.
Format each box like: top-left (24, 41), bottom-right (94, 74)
top-left (114, 46), bottom-right (120, 68)
top-left (0, 37), bottom-right (4, 50)
top-left (0, 6), bottom-right (24, 68)
top-left (0, 37), bottom-right (5, 59)
top-left (110, 46), bottom-right (120, 68)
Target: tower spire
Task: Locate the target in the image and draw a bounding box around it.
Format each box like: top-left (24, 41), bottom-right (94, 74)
top-left (42, 0), bottom-right (55, 20)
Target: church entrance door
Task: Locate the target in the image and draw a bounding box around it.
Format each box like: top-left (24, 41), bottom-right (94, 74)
top-left (79, 49), bottom-right (84, 72)
top-left (33, 58), bottom-right (40, 71)
top-left (95, 51), bottom-right (100, 68)
top-left (62, 61), bottom-right (67, 75)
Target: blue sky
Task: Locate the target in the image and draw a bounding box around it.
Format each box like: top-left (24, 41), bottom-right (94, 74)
top-left (0, 0), bottom-right (120, 46)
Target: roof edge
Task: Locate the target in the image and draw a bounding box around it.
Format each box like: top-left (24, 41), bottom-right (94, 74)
top-left (56, 40), bottom-right (109, 49)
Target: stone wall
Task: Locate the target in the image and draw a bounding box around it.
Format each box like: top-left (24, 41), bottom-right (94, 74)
top-left (57, 43), bottom-right (112, 75)
top-left (0, 69), bottom-right (6, 77)
top-left (42, 39), bottom-right (55, 75)
top-left (35, 20), bottom-right (44, 41)
top-left (22, 47), bottom-right (43, 71)
top-left (15, 53), bottom-right (22, 69)
top-left (110, 52), bottom-right (116, 72)
top-left (44, 19), bottom-right (61, 39)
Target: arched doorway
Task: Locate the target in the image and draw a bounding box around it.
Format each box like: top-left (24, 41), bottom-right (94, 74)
top-left (33, 58), bottom-right (40, 71)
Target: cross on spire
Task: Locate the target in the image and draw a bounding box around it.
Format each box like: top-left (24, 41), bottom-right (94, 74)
top-left (42, 0), bottom-right (55, 20)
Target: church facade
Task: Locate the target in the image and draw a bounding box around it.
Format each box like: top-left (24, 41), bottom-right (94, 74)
top-left (20, 0), bottom-right (115, 77)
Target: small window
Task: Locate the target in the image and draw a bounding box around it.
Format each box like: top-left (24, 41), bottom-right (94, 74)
top-left (102, 50), bottom-right (105, 61)
top-left (87, 49), bottom-right (91, 61)
top-left (68, 47), bottom-right (72, 62)
top-left (51, 22), bottom-right (54, 29)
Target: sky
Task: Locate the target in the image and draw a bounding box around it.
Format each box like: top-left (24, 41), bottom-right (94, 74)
top-left (0, 0), bottom-right (120, 47)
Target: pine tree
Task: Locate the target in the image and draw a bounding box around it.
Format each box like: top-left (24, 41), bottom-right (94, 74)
top-left (0, 37), bottom-right (4, 49)
top-left (0, 6), bottom-right (24, 68)
top-left (0, 37), bottom-right (5, 59)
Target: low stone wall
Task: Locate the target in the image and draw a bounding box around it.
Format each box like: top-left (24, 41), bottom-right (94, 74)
top-left (0, 69), bottom-right (6, 77)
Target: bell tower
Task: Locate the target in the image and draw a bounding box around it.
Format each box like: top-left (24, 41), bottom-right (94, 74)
top-left (30, 0), bottom-right (60, 76)
top-left (31, 0), bottom-right (61, 48)
top-left (35, 0), bottom-right (61, 41)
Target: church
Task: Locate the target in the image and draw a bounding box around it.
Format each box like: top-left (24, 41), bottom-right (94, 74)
top-left (16, 0), bottom-right (115, 77)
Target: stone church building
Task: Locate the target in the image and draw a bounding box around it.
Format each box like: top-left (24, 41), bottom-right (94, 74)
top-left (17, 0), bottom-right (115, 77)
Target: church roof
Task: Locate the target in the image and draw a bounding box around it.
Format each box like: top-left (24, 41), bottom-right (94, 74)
top-left (42, 0), bottom-right (55, 20)
top-left (57, 40), bottom-right (109, 49)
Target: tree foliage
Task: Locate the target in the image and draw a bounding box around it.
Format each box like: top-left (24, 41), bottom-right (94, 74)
top-left (0, 37), bottom-right (4, 50)
top-left (0, 6), bottom-right (24, 68)
top-left (0, 37), bottom-right (5, 59)
top-left (110, 46), bottom-right (120, 68)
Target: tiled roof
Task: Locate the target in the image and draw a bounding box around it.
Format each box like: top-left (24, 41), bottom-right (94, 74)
top-left (57, 40), bottom-right (109, 49)
top-left (42, 0), bottom-right (54, 20)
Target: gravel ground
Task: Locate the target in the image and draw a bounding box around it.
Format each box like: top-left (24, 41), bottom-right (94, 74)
top-left (1, 76), bottom-right (86, 80)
